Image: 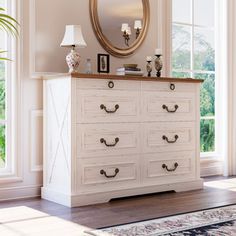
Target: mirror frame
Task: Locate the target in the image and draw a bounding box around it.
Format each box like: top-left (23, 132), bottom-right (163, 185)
top-left (89, 0), bottom-right (150, 57)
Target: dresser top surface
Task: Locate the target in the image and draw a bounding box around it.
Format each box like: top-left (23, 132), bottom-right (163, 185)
top-left (43, 73), bottom-right (203, 83)
top-left (74, 73), bottom-right (203, 83)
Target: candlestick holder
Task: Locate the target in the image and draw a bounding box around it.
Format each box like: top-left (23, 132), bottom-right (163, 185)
top-left (146, 60), bottom-right (152, 77)
top-left (155, 54), bottom-right (163, 77)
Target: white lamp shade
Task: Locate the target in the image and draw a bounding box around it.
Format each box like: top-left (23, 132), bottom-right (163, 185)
top-left (134, 20), bottom-right (142, 29)
top-left (60, 25), bottom-right (87, 48)
top-left (121, 23), bottom-right (129, 32)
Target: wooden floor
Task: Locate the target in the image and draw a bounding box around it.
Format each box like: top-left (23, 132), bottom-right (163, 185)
top-left (1, 176), bottom-right (236, 230)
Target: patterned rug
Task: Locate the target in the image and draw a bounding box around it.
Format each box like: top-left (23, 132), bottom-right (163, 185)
top-left (85, 205), bottom-right (236, 236)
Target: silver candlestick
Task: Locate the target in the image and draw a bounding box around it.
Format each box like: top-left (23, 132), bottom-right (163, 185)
top-left (155, 54), bottom-right (163, 77)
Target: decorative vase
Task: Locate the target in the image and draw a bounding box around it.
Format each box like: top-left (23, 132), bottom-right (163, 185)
top-left (155, 55), bottom-right (163, 77)
top-left (85, 58), bottom-right (92, 74)
top-left (66, 48), bottom-right (81, 73)
top-left (146, 61), bottom-right (152, 77)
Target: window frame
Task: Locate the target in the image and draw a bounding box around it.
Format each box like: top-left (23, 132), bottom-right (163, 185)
top-left (171, 0), bottom-right (221, 160)
top-left (0, 0), bottom-right (21, 181)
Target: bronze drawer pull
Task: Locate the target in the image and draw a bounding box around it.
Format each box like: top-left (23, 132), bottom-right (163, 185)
top-left (100, 137), bottom-right (119, 147)
top-left (100, 168), bottom-right (119, 178)
top-left (162, 104), bottom-right (179, 113)
top-left (100, 104), bottom-right (119, 113)
top-left (108, 81), bottom-right (114, 89)
top-left (162, 163), bottom-right (179, 172)
top-left (170, 83), bottom-right (175, 91)
top-left (162, 135), bottom-right (179, 144)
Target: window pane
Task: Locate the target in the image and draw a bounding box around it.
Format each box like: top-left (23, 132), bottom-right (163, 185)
top-left (194, 28), bottom-right (215, 71)
top-left (0, 0), bottom-right (7, 81)
top-left (0, 81), bottom-right (5, 119)
top-left (0, 28), bottom-right (7, 62)
top-left (194, 0), bottom-right (215, 27)
top-left (0, 125), bottom-right (5, 169)
top-left (195, 73), bottom-right (215, 117)
top-left (0, 0), bottom-right (6, 170)
top-left (200, 119), bottom-right (215, 152)
top-left (0, 61), bottom-right (5, 81)
top-left (172, 71), bottom-right (191, 78)
top-left (0, 0), bottom-right (6, 8)
top-left (172, 0), bottom-right (191, 24)
top-left (172, 24), bottom-right (191, 70)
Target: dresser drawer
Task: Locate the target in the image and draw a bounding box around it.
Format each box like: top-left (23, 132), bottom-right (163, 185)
top-left (142, 151), bottom-right (195, 184)
top-left (77, 78), bottom-right (140, 91)
top-left (76, 90), bottom-right (140, 123)
top-left (77, 123), bottom-right (140, 158)
top-left (142, 122), bottom-right (195, 153)
top-left (77, 156), bottom-right (139, 192)
top-left (142, 91), bottom-right (196, 121)
top-left (142, 81), bottom-right (197, 93)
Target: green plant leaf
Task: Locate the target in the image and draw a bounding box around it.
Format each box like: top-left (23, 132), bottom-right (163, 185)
top-left (0, 17), bottom-right (19, 36)
top-left (0, 50), bottom-right (11, 61)
top-left (0, 8), bottom-right (19, 37)
top-left (0, 8), bottom-right (19, 61)
top-left (0, 57), bottom-right (10, 61)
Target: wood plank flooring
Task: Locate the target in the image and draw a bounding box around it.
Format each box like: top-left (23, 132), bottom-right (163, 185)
top-left (1, 177), bottom-right (236, 229)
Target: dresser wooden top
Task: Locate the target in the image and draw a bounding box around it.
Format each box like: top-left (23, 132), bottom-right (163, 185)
top-left (74, 73), bottom-right (203, 83)
top-left (43, 73), bottom-right (204, 83)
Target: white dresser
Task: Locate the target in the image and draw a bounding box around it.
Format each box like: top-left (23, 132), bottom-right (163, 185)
top-left (42, 73), bottom-right (203, 207)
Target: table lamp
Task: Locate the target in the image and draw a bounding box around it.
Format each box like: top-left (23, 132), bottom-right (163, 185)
top-left (60, 25), bottom-right (87, 73)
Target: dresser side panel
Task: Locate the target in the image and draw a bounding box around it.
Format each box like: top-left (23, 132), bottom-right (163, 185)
top-left (195, 83), bottom-right (201, 179)
top-left (43, 77), bottom-right (72, 194)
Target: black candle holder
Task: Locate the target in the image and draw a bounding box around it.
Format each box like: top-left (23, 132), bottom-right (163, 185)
top-left (146, 60), bottom-right (152, 77)
top-left (155, 54), bottom-right (163, 77)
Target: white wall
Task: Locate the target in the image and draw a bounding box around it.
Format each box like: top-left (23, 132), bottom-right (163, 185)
top-left (0, 0), bottom-right (170, 200)
top-left (34, 0), bottom-right (162, 74)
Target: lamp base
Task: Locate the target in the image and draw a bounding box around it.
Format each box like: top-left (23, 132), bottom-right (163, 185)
top-left (66, 48), bottom-right (80, 73)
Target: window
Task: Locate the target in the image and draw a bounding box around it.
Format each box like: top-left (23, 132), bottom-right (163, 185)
top-left (0, 0), bottom-right (16, 174)
top-left (0, 0), bottom-right (7, 171)
top-left (172, 0), bottom-right (216, 156)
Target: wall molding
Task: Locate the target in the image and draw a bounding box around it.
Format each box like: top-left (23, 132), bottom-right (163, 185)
top-left (29, 0), bottom-right (38, 79)
top-left (29, 109), bottom-right (43, 172)
top-left (200, 159), bottom-right (223, 177)
top-left (0, 185), bottom-right (41, 201)
top-left (29, 0), bottom-right (47, 80)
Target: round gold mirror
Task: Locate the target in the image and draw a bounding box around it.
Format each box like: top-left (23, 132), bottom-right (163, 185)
top-left (90, 0), bottom-right (150, 57)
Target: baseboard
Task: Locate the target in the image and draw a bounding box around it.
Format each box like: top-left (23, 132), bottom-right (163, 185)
top-left (0, 179), bottom-right (204, 205)
top-left (200, 160), bottom-right (223, 177)
top-left (0, 185), bottom-right (41, 201)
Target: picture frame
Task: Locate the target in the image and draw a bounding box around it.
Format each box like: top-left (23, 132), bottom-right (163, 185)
top-left (97, 54), bottom-right (110, 73)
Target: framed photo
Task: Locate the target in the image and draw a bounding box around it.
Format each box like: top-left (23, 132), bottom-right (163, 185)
top-left (97, 54), bottom-right (110, 73)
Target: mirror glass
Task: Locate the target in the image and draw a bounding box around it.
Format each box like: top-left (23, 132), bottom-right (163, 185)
top-left (97, 0), bottom-right (143, 48)
top-left (90, 0), bottom-right (149, 57)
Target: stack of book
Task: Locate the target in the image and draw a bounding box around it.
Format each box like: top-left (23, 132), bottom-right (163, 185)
top-left (116, 66), bottom-right (144, 76)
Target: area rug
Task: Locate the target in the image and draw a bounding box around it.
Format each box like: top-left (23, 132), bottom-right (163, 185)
top-left (85, 205), bottom-right (236, 236)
